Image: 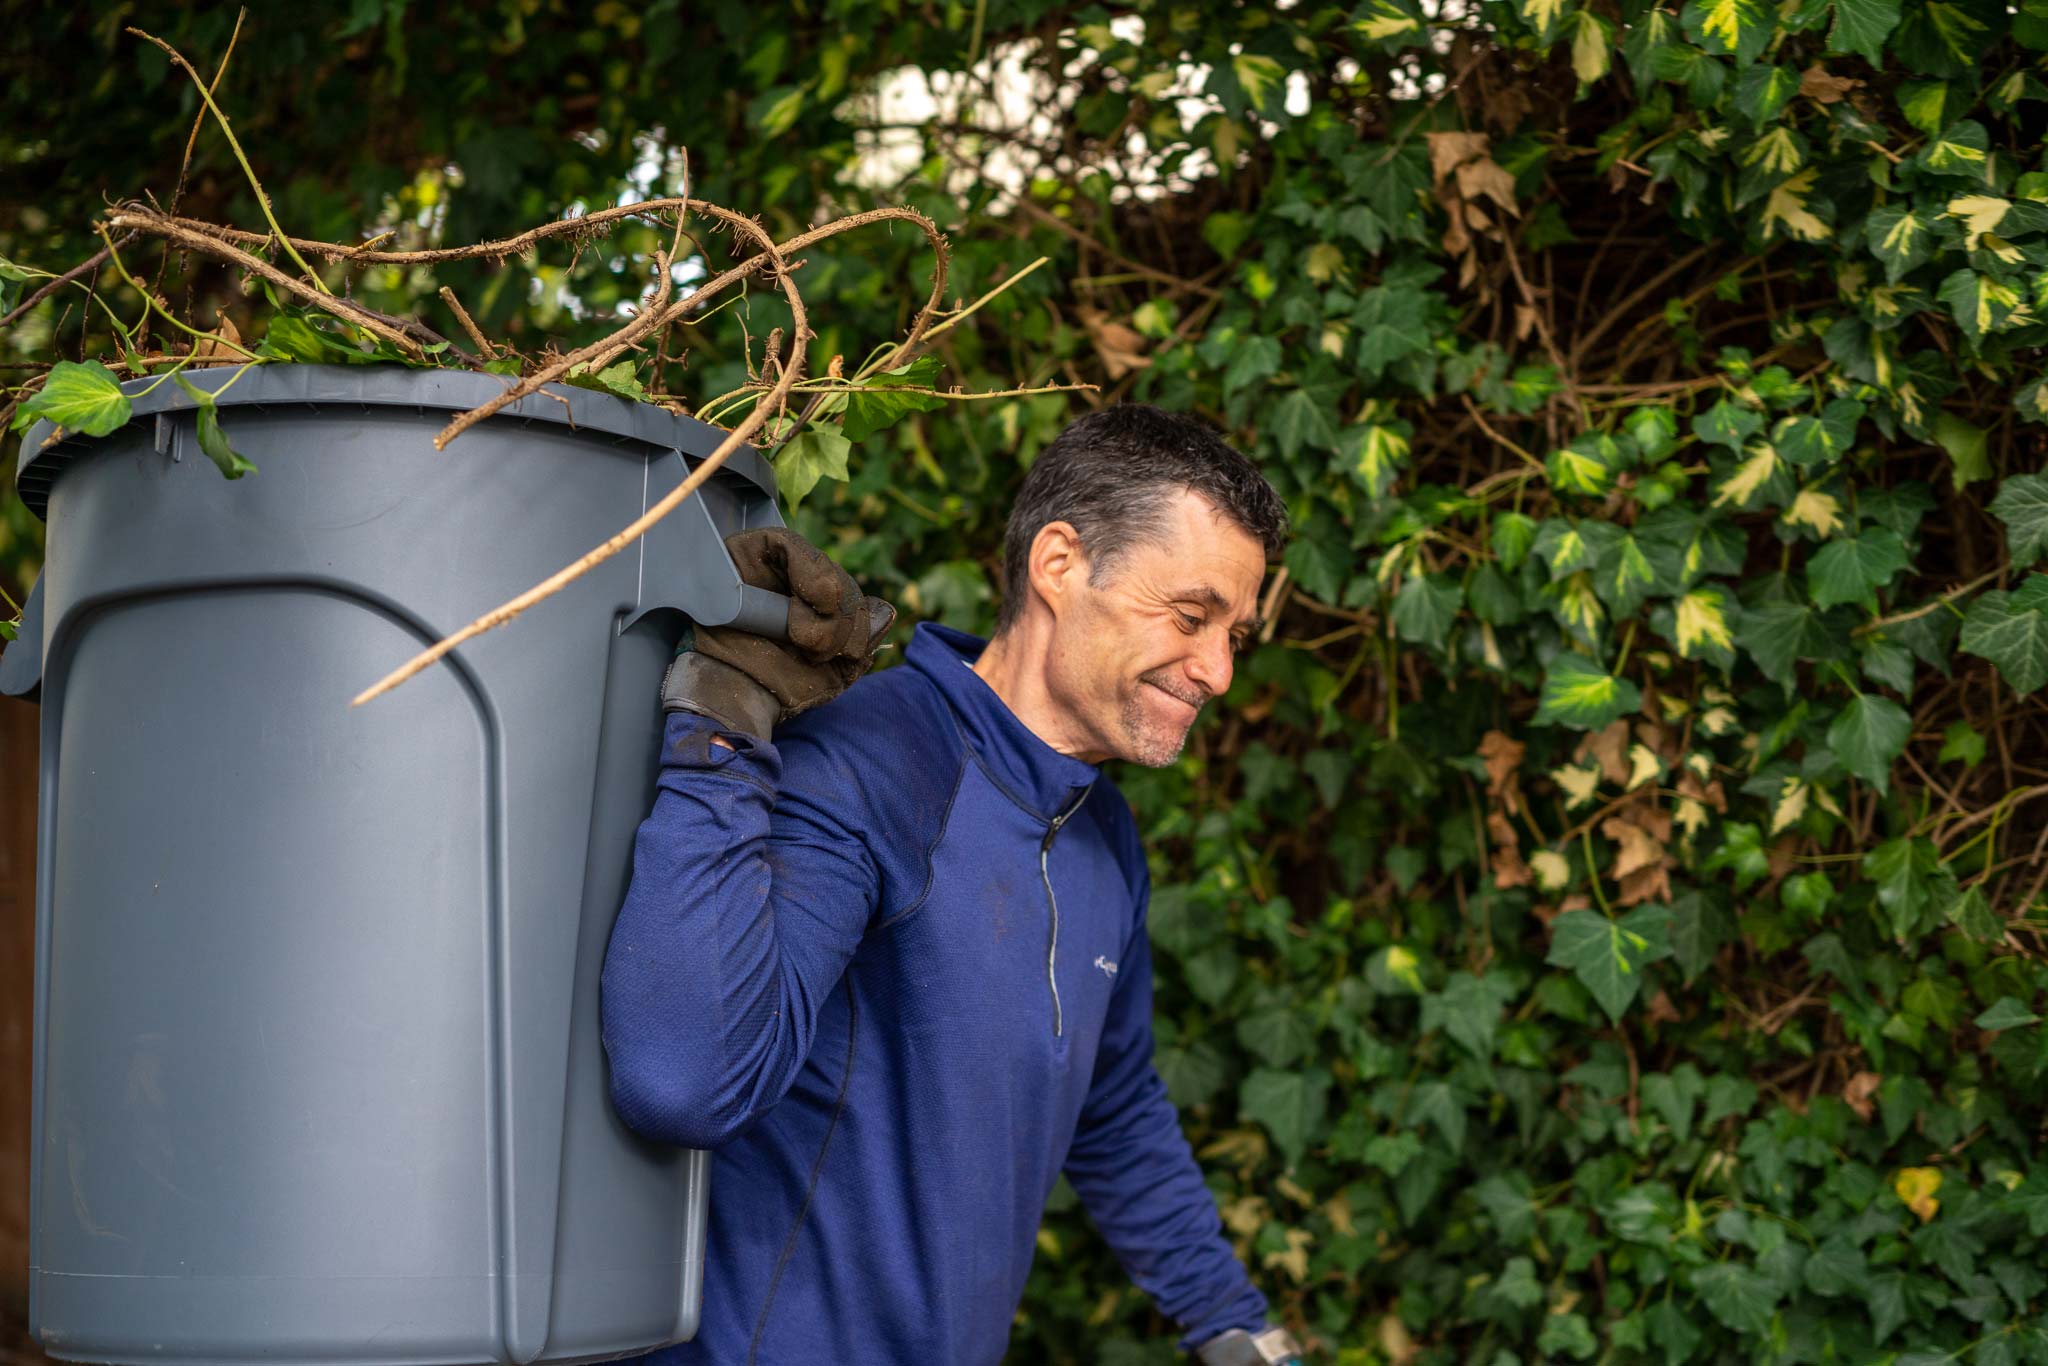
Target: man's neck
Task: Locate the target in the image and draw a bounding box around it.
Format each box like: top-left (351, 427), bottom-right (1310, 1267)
top-left (971, 625), bottom-right (1104, 763)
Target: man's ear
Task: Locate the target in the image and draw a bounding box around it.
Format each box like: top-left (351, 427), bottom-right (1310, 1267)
top-left (1027, 520), bottom-right (1091, 619)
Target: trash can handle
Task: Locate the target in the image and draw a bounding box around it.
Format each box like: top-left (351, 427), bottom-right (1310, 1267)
top-left (623, 448), bottom-right (794, 643)
top-left (0, 574), bottom-right (43, 703)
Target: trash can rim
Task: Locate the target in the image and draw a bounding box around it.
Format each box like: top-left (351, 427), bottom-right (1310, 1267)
top-left (15, 362), bottom-right (774, 521)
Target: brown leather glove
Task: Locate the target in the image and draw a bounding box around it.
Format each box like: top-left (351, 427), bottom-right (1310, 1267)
top-left (660, 528), bottom-right (896, 738)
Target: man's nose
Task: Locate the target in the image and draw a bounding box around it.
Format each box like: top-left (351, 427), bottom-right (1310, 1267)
top-left (1187, 629), bottom-right (1233, 697)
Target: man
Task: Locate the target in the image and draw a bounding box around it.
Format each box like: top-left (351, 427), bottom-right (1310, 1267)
top-left (601, 404), bottom-right (1303, 1365)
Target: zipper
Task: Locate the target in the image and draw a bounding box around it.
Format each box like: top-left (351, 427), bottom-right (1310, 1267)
top-left (1039, 790), bottom-right (1091, 1038)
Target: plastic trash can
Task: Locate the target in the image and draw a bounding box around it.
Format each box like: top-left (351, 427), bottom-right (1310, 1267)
top-left (1, 363), bottom-right (779, 1364)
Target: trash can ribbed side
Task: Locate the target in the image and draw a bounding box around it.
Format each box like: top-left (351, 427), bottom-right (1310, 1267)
top-left (8, 365), bottom-right (769, 1364)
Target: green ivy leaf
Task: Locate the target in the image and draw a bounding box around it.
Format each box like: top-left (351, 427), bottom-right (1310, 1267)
top-left (1807, 528), bottom-right (1909, 607)
top-left (1990, 474), bottom-right (2048, 565)
top-left (1420, 971), bottom-right (1517, 1058)
top-left (1155, 1040), bottom-right (1228, 1107)
top-left (168, 373), bottom-right (258, 479)
top-left (1240, 1066), bottom-right (1332, 1168)
top-left (1827, 692), bottom-right (1912, 792)
top-left (1392, 571), bottom-right (1464, 648)
top-left (1831, 0), bottom-right (1904, 61)
top-left (1692, 1262), bottom-right (1781, 1336)
top-left (1959, 574), bottom-right (2048, 694)
top-left (1268, 387), bottom-right (1342, 461)
top-left (1735, 598), bottom-right (1849, 688)
top-left (1237, 1005), bottom-right (1319, 1068)
top-left (1534, 651), bottom-right (1643, 729)
top-left (1669, 889), bottom-right (1733, 981)
top-left (21, 359), bottom-right (130, 438)
top-left (1932, 412), bottom-right (1991, 489)
top-left (1546, 905), bottom-right (1674, 1021)
top-left (773, 426), bottom-right (852, 510)
top-left (1975, 997), bottom-right (2041, 1030)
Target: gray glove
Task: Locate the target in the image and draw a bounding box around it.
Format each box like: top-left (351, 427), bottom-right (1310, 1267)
top-left (660, 528), bottom-right (895, 739)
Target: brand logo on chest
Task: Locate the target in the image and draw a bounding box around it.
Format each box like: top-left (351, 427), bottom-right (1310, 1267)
top-left (1094, 955), bottom-right (1118, 978)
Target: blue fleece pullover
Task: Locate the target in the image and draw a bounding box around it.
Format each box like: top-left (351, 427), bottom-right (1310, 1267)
top-left (600, 622), bottom-right (1266, 1365)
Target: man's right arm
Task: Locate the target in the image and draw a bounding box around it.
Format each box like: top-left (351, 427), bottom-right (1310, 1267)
top-left (598, 710), bottom-right (881, 1150)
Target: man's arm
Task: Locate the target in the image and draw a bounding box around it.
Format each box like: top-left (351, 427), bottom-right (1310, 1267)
top-left (600, 528), bottom-right (896, 1151)
top-left (599, 713), bottom-right (880, 1150)
top-left (1062, 858), bottom-right (1272, 1352)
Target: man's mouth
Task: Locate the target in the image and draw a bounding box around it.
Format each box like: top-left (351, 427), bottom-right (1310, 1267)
top-left (1143, 678), bottom-right (1208, 714)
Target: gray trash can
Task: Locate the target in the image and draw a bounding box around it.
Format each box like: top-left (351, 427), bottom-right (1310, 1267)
top-left (1, 363), bottom-right (782, 1364)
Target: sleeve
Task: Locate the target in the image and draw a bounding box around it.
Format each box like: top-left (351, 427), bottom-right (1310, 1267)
top-left (1061, 851), bottom-right (1269, 1351)
top-left (599, 710), bottom-right (881, 1150)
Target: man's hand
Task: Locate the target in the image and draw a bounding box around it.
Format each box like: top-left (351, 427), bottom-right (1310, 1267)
top-left (660, 528), bottom-right (896, 739)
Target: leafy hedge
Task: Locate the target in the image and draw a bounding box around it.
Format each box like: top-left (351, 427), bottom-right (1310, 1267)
top-left (8, 2), bottom-right (2048, 1362)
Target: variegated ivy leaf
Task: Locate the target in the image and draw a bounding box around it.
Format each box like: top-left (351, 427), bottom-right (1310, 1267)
top-left (1759, 167), bottom-right (1833, 241)
top-left (1637, 505), bottom-right (1748, 589)
top-left (1915, 119), bottom-right (1991, 178)
top-left (1545, 905), bottom-right (1673, 1021)
top-left (1552, 762), bottom-right (1603, 808)
top-left (1547, 431), bottom-right (1625, 496)
top-left (1493, 511), bottom-right (1539, 570)
top-left (1681, 0), bottom-right (1774, 62)
top-left (1547, 572), bottom-right (1608, 641)
top-left (1534, 517), bottom-right (1600, 579)
top-left (1573, 10), bottom-right (1614, 80)
top-left (1890, 0), bottom-right (1999, 79)
top-left (2018, 376), bottom-right (2048, 425)
top-left (1592, 529), bottom-right (1662, 616)
top-left (1354, 0), bottom-right (1428, 47)
top-left (1694, 397), bottom-right (1765, 448)
top-left (1713, 441), bottom-right (1789, 509)
top-left (1522, 0), bottom-right (1573, 43)
top-left (1658, 585), bottom-right (1740, 668)
top-left (1741, 126), bottom-right (1808, 178)
top-left (1773, 398), bottom-right (1865, 465)
top-left (1829, 0), bottom-right (1901, 62)
top-left (1622, 7), bottom-right (1684, 87)
top-left (1896, 78), bottom-right (1958, 133)
top-left (1945, 193), bottom-right (2029, 263)
top-left (1782, 485), bottom-right (1848, 538)
top-left (1938, 266), bottom-right (2029, 343)
top-left (1534, 651), bottom-right (1643, 730)
top-left (1734, 63), bottom-right (1800, 123)
top-left (1864, 206), bottom-right (1935, 283)
top-left (1989, 68), bottom-right (2048, 113)
top-left (1339, 417), bottom-right (1412, 498)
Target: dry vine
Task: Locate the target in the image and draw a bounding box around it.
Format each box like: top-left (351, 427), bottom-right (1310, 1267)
top-left (11, 24), bottom-right (994, 708)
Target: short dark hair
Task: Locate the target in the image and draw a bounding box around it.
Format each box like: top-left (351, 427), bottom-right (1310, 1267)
top-left (996, 403), bottom-right (1289, 631)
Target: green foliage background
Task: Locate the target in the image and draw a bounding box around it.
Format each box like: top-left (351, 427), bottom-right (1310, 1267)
top-left (8, 1), bottom-right (2048, 1361)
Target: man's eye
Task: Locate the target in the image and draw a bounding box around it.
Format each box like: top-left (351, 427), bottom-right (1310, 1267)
top-left (1175, 612), bottom-right (1202, 632)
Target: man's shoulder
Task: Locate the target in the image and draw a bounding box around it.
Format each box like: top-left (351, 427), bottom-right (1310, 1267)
top-left (1080, 777), bottom-right (1148, 906)
top-left (771, 661), bottom-right (968, 827)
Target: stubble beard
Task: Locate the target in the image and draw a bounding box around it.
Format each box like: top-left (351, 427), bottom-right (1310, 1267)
top-left (1116, 671), bottom-right (1209, 768)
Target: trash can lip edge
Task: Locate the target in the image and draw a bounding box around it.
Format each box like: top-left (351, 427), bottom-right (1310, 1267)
top-left (15, 362), bottom-right (774, 521)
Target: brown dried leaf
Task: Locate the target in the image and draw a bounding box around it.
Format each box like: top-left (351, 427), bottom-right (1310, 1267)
top-left (1454, 157), bottom-right (1521, 217)
top-left (1843, 1071), bottom-right (1882, 1122)
top-left (1424, 130), bottom-right (1492, 187)
top-left (1581, 718), bottom-right (1633, 786)
top-left (1074, 305), bottom-right (1152, 380)
top-left (1603, 814), bottom-right (1667, 882)
top-left (1479, 730), bottom-right (1526, 797)
top-left (1800, 64), bottom-right (1862, 104)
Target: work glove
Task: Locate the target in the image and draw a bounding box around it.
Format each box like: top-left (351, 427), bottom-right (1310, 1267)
top-left (1193, 1326), bottom-right (1306, 1365)
top-left (660, 527), bottom-right (896, 739)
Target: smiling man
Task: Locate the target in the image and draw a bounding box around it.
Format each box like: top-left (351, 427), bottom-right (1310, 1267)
top-left (601, 404), bottom-right (1302, 1365)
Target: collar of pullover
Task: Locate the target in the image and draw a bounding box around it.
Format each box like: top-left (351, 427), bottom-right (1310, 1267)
top-left (907, 622), bottom-right (1100, 822)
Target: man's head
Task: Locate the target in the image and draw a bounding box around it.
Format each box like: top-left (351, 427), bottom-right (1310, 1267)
top-left (991, 404), bottom-right (1288, 767)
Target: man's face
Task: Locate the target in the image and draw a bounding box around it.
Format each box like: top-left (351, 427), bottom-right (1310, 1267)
top-left (1044, 490), bottom-right (1267, 767)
